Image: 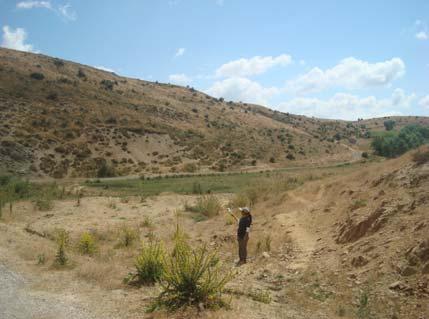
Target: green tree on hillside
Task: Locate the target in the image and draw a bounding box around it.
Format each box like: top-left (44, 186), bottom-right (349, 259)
top-left (383, 120), bottom-right (396, 131)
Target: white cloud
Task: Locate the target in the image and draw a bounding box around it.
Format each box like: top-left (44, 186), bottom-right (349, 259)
top-left (16, 1), bottom-right (76, 21)
top-left (391, 88), bottom-right (415, 108)
top-left (206, 77), bottom-right (279, 105)
top-left (215, 54), bottom-right (293, 78)
top-left (175, 48), bottom-right (185, 57)
top-left (169, 73), bottom-right (192, 85)
top-left (286, 57), bottom-right (405, 95)
top-left (16, 1), bottom-right (51, 9)
top-left (413, 20), bottom-right (428, 40)
top-left (95, 65), bottom-right (115, 73)
top-left (415, 31), bottom-right (428, 40)
top-left (419, 95), bottom-right (429, 109)
top-left (277, 89), bottom-right (416, 120)
top-left (1, 25), bottom-right (36, 52)
top-left (58, 4), bottom-right (76, 21)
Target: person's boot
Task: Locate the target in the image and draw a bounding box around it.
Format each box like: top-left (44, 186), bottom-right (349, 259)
top-left (235, 260), bottom-right (246, 267)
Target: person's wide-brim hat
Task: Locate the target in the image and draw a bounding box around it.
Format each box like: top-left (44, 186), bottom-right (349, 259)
top-left (239, 207), bottom-right (251, 214)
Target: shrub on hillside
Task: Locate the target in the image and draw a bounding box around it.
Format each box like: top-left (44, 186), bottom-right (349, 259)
top-left (30, 72), bottom-right (45, 80)
top-left (97, 162), bottom-right (116, 178)
top-left (183, 163), bottom-right (197, 173)
top-left (383, 120), bottom-right (396, 131)
top-left (371, 125), bottom-right (429, 158)
top-left (77, 68), bottom-right (86, 78)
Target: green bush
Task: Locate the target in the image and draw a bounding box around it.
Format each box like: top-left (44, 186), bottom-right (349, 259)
top-left (371, 124), bottom-right (429, 158)
top-left (155, 243), bottom-right (232, 310)
top-left (30, 72), bottom-right (45, 80)
top-left (383, 120), bottom-right (396, 131)
top-left (54, 229), bottom-right (69, 266)
top-left (135, 241), bottom-right (165, 285)
top-left (78, 232), bottom-right (97, 255)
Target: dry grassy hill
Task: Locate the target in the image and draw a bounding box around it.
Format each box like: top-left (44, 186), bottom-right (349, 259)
top-left (1, 47), bottom-right (428, 178)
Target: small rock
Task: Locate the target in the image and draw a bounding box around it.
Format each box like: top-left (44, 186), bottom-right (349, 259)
top-left (262, 252), bottom-right (270, 258)
top-left (389, 281), bottom-right (402, 290)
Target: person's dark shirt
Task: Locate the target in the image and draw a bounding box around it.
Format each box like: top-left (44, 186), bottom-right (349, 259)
top-left (237, 215), bottom-right (252, 239)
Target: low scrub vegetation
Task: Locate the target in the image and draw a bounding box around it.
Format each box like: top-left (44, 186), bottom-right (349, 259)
top-left (54, 229), bottom-right (69, 267)
top-left (78, 232), bottom-right (97, 255)
top-left (185, 195), bottom-right (222, 217)
top-left (116, 226), bottom-right (138, 248)
top-left (155, 243), bottom-right (232, 310)
top-left (125, 225), bottom-right (232, 311)
top-left (134, 241), bottom-right (165, 285)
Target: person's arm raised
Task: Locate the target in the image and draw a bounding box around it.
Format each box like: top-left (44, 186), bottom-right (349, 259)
top-left (227, 208), bottom-right (239, 222)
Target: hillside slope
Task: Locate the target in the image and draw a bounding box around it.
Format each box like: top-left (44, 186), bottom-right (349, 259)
top-left (251, 146), bottom-right (429, 317)
top-left (1, 48), bottom-right (428, 178)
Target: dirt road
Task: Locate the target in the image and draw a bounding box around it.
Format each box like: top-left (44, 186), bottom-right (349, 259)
top-left (0, 263), bottom-right (95, 319)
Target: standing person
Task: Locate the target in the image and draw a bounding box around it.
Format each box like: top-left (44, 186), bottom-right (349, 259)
top-left (230, 207), bottom-right (252, 266)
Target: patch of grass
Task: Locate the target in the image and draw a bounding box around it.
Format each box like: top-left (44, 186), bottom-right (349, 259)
top-left (34, 198), bottom-right (53, 211)
top-left (191, 214), bottom-right (208, 223)
top-left (229, 192), bottom-right (250, 208)
top-left (37, 254), bottom-right (46, 265)
top-left (249, 289), bottom-right (272, 304)
top-left (134, 241), bottom-right (165, 285)
top-left (185, 195), bottom-right (222, 218)
top-left (192, 181), bottom-right (203, 194)
top-left (83, 163), bottom-right (359, 197)
top-left (141, 216), bottom-right (153, 228)
top-left (306, 282), bottom-right (333, 302)
top-left (350, 199), bottom-right (367, 211)
top-left (356, 290), bottom-right (373, 319)
top-left (78, 232), bottom-right (97, 255)
top-left (264, 235), bottom-right (272, 252)
top-left (226, 288), bottom-right (271, 304)
top-left (116, 226), bottom-right (138, 248)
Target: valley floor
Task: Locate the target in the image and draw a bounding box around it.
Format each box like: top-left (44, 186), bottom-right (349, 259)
top-left (1, 154), bottom-right (428, 319)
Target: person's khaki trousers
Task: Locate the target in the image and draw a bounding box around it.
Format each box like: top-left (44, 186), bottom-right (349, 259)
top-left (238, 233), bottom-right (249, 262)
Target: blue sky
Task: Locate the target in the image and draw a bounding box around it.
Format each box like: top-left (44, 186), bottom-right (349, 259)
top-left (1, 0), bottom-right (428, 120)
